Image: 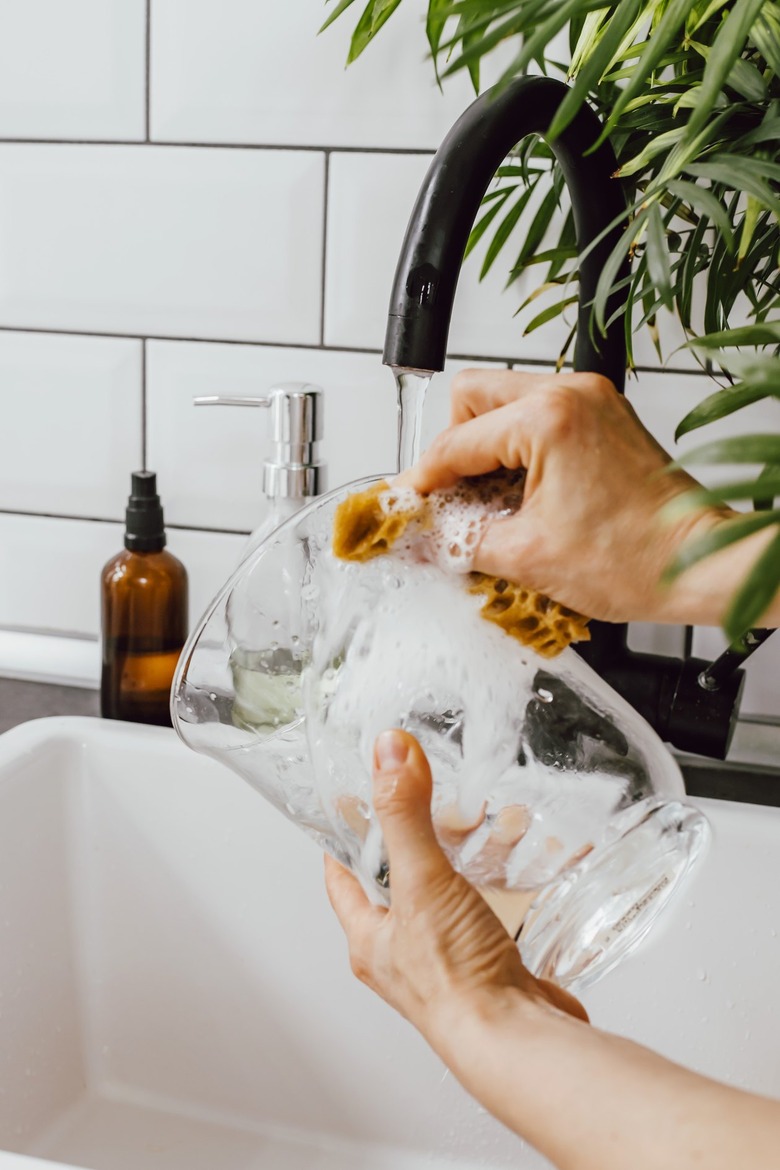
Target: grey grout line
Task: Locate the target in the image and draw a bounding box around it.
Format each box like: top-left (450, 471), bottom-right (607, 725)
top-left (0, 622), bottom-right (99, 642)
top-left (0, 324), bottom-right (713, 377)
top-left (320, 151), bottom-right (330, 347)
top-left (141, 339), bottom-right (147, 471)
top-left (0, 506), bottom-right (249, 537)
top-left (0, 137), bottom-right (435, 156)
top-left (145, 0), bottom-right (151, 143)
top-left (0, 508), bottom-right (122, 524)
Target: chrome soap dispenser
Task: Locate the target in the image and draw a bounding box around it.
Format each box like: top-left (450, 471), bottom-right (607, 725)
top-left (194, 382), bottom-right (325, 555)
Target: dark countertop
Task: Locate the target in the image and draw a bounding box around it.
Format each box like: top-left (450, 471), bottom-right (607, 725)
top-left (0, 676), bottom-right (100, 735)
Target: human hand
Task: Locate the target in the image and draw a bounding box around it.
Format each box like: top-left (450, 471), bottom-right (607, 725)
top-left (403, 369), bottom-right (732, 624)
top-left (324, 728), bottom-right (587, 1065)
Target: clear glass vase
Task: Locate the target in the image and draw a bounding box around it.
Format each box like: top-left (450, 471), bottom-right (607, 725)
top-left (172, 475), bottom-right (709, 991)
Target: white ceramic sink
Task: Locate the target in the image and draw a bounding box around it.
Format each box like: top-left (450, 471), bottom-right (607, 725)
top-left (0, 717), bottom-right (778, 1170)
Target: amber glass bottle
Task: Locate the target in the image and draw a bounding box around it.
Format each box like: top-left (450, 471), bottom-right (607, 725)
top-left (101, 472), bottom-right (188, 727)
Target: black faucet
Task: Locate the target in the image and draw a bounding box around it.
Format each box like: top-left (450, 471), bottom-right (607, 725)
top-left (382, 74), bottom-right (749, 761)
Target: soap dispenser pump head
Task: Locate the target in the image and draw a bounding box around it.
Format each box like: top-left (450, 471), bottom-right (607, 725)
top-left (263, 383), bottom-right (324, 501)
top-left (124, 470), bottom-right (166, 552)
top-left (192, 382), bottom-right (325, 501)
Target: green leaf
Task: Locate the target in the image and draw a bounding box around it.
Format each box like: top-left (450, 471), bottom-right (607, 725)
top-left (546, 209), bottom-right (576, 281)
top-left (739, 112), bottom-right (780, 150)
top-left (480, 186), bottom-right (534, 279)
top-left (426, 0), bottom-right (450, 83)
top-left (347, 0), bottom-right (403, 63)
top-left (714, 352), bottom-right (780, 381)
top-left (507, 184), bottom-right (559, 284)
top-left (685, 158), bottom-right (780, 220)
top-left (518, 245), bottom-right (578, 268)
top-left (319, 0), bottom-right (360, 35)
top-left (618, 125), bottom-right (687, 178)
top-left (675, 0), bottom-right (766, 150)
top-left (463, 188), bottom-right (512, 260)
top-left (494, 0), bottom-right (606, 86)
top-left (523, 294), bottom-right (579, 334)
top-left (740, 194), bottom-right (768, 269)
top-left (593, 205), bottom-right (652, 335)
top-left (595, 0), bottom-right (693, 145)
top-left (440, 7), bottom-right (528, 79)
top-left (666, 179), bottom-right (735, 251)
top-left (674, 381), bottom-right (778, 440)
top-left (655, 106), bottom-right (735, 186)
top-left (673, 475), bottom-right (780, 507)
top-left (678, 435), bottom-right (780, 467)
top-left (667, 179), bottom-right (735, 249)
top-left (752, 11), bottom-right (780, 75)
top-left (723, 527), bottom-right (780, 640)
top-left (726, 56), bottom-right (767, 102)
top-left (457, 14), bottom-right (483, 92)
top-left (753, 462), bottom-right (780, 510)
top-left (664, 509), bottom-right (780, 581)
top-left (549, 0), bottom-right (644, 141)
top-left (518, 279), bottom-right (567, 309)
top-left (646, 202), bottom-right (674, 311)
top-left (568, 9), bottom-right (608, 76)
top-left (690, 323), bottom-right (780, 349)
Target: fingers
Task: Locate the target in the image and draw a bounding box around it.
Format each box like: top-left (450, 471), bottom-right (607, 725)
top-left (408, 401), bottom-right (532, 495)
top-left (372, 729), bottom-right (453, 899)
top-left (324, 854), bottom-right (384, 936)
top-left (473, 514), bottom-right (536, 582)
top-left (451, 368), bottom-right (547, 425)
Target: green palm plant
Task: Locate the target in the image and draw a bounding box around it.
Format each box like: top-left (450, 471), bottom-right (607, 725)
top-left (321, 0), bottom-right (780, 639)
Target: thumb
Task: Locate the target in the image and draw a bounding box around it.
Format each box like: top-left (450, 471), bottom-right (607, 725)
top-left (372, 729), bottom-right (452, 898)
top-left (474, 513), bottom-right (538, 583)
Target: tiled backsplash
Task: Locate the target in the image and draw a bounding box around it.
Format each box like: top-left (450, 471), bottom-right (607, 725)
top-left (0, 0), bottom-right (776, 720)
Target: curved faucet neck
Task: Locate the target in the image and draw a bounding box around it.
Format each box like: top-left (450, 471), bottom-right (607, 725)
top-left (383, 75), bottom-right (628, 390)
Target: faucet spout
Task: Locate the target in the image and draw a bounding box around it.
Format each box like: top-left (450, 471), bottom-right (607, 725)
top-left (383, 75), bottom-right (628, 386)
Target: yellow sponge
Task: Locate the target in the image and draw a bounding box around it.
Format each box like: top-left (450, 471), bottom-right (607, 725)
top-left (332, 481), bottom-right (590, 658)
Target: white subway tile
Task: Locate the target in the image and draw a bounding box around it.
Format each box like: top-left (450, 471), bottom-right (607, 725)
top-left (627, 623), bottom-right (686, 658)
top-left (151, 0), bottom-right (484, 150)
top-left (0, 514), bottom-right (244, 638)
top-left (626, 369), bottom-right (780, 486)
top-left (0, 332), bottom-right (141, 518)
top-left (165, 528), bottom-right (248, 628)
top-left (0, 516), bottom-right (122, 637)
top-left (325, 152), bottom-right (580, 363)
top-left (0, 0), bottom-right (146, 140)
top-left (147, 341), bottom-right (506, 531)
top-left (0, 146), bottom-right (324, 343)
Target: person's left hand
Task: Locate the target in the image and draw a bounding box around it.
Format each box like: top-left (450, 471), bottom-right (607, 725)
top-left (324, 728), bottom-right (587, 1058)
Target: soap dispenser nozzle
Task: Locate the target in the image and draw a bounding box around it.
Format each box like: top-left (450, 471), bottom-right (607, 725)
top-left (193, 383), bottom-right (326, 501)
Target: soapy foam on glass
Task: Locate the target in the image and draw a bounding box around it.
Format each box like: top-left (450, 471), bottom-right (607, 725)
top-left (332, 474), bottom-right (590, 657)
top-left (302, 473), bottom-right (683, 904)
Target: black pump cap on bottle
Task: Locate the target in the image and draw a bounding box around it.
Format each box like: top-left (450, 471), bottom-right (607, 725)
top-left (125, 471), bottom-right (166, 552)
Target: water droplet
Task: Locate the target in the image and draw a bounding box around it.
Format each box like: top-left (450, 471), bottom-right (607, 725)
top-left (696, 968), bottom-right (709, 982)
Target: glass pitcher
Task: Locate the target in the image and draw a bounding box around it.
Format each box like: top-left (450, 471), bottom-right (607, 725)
top-left (172, 475), bottom-right (708, 991)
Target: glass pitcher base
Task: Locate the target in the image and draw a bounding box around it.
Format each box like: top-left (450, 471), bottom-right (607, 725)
top-left (518, 800), bottom-right (710, 992)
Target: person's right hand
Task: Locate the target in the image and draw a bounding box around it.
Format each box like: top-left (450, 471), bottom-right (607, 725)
top-left (403, 369), bottom-right (731, 624)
